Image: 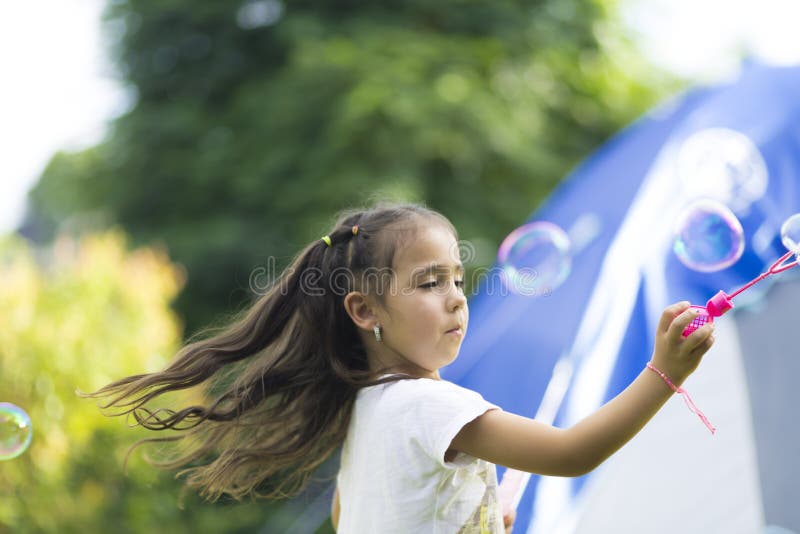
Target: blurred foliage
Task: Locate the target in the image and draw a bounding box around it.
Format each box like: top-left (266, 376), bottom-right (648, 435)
top-left (24, 0), bottom-right (680, 336)
top-left (0, 232), bottom-right (334, 533)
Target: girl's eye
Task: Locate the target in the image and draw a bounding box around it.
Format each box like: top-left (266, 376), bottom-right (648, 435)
top-left (421, 280), bottom-right (465, 289)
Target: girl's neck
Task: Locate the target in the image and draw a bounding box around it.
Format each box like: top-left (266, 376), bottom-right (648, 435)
top-left (371, 363), bottom-right (441, 381)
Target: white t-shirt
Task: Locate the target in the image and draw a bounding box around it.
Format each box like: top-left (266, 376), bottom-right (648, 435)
top-left (336, 375), bottom-right (505, 534)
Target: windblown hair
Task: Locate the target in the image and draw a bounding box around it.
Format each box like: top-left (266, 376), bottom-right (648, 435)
top-left (81, 200), bottom-right (457, 502)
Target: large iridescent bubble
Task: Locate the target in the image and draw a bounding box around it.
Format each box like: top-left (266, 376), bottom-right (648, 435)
top-left (677, 128), bottom-right (768, 213)
top-left (672, 199), bottom-right (745, 272)
top-left (781, 213), bottom-right (800, 256)
top-left (497, 221), bottom-right (571, 296)
top-left (0, 402), bottom-right (33, 461)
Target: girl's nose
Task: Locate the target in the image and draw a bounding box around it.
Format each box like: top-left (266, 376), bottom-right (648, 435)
top-left (448, 283), bottom-right (467, 310)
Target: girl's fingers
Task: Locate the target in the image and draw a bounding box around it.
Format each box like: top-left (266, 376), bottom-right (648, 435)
top-left (668, 306), bottom-right (700, 340)
top-left (658, 301), bottom-right (691, 333)
top-left (504, 509), bottom-right (516, 533)
top-left (689, 331), bottom-right (715, 357)
top-left (686, 323), bottom-right (715, 350)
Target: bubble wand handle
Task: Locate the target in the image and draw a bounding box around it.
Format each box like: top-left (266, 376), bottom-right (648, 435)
top-left (682, 251), bottom-right (799, 337)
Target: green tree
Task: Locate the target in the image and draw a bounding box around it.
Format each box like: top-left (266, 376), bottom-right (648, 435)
top-left (0, 231), bottom-right (318, 533)
top-left (25, 0), bottom-right (678, 336)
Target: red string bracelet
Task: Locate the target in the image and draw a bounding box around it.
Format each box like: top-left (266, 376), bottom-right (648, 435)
top-left (646, 362), bottom-right (716, 435)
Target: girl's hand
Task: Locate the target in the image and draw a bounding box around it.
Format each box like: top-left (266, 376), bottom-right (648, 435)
top-left (651, 301), bottom-right (715, 386)
top-left (503, 508), bottom-right (515, 534)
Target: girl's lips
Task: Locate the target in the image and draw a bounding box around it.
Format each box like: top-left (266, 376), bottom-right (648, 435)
top-left (446, 328), bottom-right (463, 337)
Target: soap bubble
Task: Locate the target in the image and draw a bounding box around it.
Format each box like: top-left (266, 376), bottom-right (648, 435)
top-left (780, 213), bottom-right (800, 255)
top-left (673, 199), bottom-right (745, 272)
top-left (677, 128), bottom-right (768, 213)
top-left (0, 402), bottom-right (33, 461)
top-left (497, 221), bottom-right (571, 295)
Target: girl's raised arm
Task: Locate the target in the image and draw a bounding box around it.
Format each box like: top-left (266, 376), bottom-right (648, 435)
top-left (450, 302), bottom-right (715, 477)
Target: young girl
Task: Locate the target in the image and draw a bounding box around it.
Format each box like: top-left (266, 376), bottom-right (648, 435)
top-left (85, 201), bottom-right (715, 534)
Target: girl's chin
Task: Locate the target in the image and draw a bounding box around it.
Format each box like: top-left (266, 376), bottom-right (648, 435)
top-left (442, 350), bottom-right (461, 367)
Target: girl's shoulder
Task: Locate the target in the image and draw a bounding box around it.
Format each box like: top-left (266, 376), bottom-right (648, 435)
top-left (371, 375), bottom-right (462, 394)
top-left (366, 377), bottom-right (482, 412)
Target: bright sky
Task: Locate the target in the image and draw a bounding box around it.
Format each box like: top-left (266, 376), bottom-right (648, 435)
top-left (1, 0), bottom-right (800, 235)
top-left (621, 0), bottom-right (800, 80)
top-left (0, 0), bottom-right (128, 234)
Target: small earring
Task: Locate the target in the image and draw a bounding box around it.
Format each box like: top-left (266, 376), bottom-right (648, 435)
top-left (373, 324), bottom-right (382, 343)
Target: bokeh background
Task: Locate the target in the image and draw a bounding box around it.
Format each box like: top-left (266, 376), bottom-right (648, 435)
top-left (2, 1), bottom-right (799, 532)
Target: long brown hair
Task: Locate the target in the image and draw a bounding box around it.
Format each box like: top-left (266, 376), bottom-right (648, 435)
top-left (81, 200), bottom-right (457, 501)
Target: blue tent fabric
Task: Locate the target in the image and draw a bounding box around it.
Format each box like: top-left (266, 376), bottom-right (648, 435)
top-left (441, 63), bottom-right (800, 533)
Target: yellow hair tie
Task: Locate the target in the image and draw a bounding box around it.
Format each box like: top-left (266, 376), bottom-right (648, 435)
top-left (321, 235), bottom-right (332, 247)
top-left (352, 225), bottom-right (359, 235)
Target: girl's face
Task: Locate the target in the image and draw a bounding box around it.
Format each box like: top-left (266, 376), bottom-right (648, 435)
top-left (370, 224), bottom-right (468, 379)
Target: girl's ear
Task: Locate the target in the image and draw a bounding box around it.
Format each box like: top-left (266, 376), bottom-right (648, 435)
top-left (343, 291), bottom-right (379, 330)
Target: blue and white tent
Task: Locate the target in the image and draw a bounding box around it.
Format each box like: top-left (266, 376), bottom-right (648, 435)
top-left (443, 63), bottom-right (800, 534)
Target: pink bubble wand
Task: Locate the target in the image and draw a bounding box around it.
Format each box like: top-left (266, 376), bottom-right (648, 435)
top-left (682, 250), bottom-right (799, 337)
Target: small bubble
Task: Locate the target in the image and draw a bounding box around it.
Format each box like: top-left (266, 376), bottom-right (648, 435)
top-left (497, 221), bottom-right (571, 296)
top-left (0, 403), bottom-right (33, 461)
top-left (780, 213), bottom-right (800, 255)
top-left (673, 199), bottom-right (745, 272)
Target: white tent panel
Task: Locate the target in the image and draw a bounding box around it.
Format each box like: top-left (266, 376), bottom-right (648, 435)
top-left (566, 316), bottom-right (764, 534)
